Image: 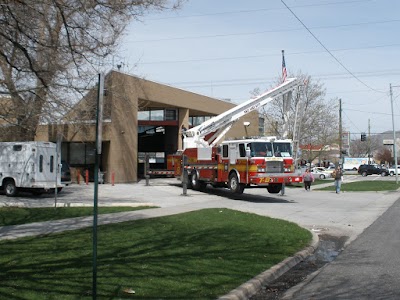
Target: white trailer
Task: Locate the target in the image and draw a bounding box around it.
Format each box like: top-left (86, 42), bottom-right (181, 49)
top-left (0, 141), bottom-right (63, 196)
top-left (343, 157), bottom-right (370, 171)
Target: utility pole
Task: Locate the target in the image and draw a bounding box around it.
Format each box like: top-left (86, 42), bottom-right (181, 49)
top-left (368, 119), bottom-right (371, 164)
top-left (339, 98), bottom-right (342, 166)
top-left (390, 83), bottom-right (398, 184)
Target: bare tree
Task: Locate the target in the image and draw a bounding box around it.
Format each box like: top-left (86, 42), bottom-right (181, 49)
top-left (259, 72), bottom-right (339, 162)
top-left (350, 135), bottom-right (381, 158)
top-left (376, 147), bottom-right (393, 165)
top-left (0, 0), bottom-right (183, 141)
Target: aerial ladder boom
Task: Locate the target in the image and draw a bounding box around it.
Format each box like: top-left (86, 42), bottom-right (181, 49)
top-left (183, 78), bottom-right (298, 149)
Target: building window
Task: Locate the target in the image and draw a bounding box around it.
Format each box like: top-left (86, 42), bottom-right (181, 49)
top-left (138, 109), bottom-right (178, 121)
top-left (259, 116), bottom-right (265, 136)
top-left (70, 143), bottom-right (95, 165)
top-left (189, 116), bottom-right (213, 127)
top-left (165, 109), bottom-right (177, 120)
top-left (150, 110), bottom-right (164, 121)
top-left (138, 111), bottom-right (150, 120)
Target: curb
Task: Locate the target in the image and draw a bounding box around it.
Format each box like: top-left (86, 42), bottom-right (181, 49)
top-left (218, 231), bottom-right (319, 300)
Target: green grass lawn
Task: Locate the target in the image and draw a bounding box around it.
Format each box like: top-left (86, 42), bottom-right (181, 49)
top-left (0, 206), bottom-right (156, 226)
top-left (0, 208), bottom-right (312, 299)
top-left (318, 180), bottom-right (400, 192)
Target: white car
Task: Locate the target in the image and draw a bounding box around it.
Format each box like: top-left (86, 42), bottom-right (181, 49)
top-left (311, 167), bottom-right (332, 179)
top-left (388, 166), bottom-right (400, 176)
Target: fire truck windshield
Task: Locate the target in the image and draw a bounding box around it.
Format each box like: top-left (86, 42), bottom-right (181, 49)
top-left (272, 142), bottom-right (292, 157)
top-left (249, 142), bottom-right (273, 157)
top-left (249, 142), bottom-right (292, 158)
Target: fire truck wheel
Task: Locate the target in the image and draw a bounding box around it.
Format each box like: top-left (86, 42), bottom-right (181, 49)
top-left (229, 173), bottom-right (244, 194)
top-left (267, 185), bottom-right (282, 194)
top-left (191, 171), bottom-right (206, 191)
top-left (4, 180), bottom-right (18, 197)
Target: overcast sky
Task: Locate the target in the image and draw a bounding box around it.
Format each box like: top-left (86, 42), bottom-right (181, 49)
top-left (114, 0), bottom-right (400, 139)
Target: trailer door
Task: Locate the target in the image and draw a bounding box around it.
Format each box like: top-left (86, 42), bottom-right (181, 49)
top-left (35, 145), bottom-right (57, 188)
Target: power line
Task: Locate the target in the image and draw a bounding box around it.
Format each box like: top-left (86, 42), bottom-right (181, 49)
top-left (345, 108), bottom-right (400, 116)
top-left (169, 70), bottom-right (393, 91)
top-left (343, 110), bottom-right (362, 133)
top-left (134, 43), bottom-right (400, 65)
top-left (128, 19), bottom-right (400, 43)
top-left (280, 0), bottom-right (384, 94)
top-left (147, 0), bottom-right (374, 21)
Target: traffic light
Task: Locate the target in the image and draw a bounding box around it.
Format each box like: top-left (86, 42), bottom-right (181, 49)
top-left (361, 133), bottom-right (366, 142)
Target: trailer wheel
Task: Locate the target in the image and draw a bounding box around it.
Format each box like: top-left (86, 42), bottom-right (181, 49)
top-left (229, 173), bottom-right (244, 194)
top-left (4, 180), bottom-right (18, 197)
top-left (191, 171), bottom-right (206, 191)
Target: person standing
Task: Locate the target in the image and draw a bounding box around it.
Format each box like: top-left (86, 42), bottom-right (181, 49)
top-left (181, 125), bottom-right (187, 149)
top-left (333, 166), bottom-right (344, 193)
top-left (302, 168), bottom-right (314, 191)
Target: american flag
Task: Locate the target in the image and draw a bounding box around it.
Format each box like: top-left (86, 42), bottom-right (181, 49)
top-left (282, 50), bottom-right (287, 82)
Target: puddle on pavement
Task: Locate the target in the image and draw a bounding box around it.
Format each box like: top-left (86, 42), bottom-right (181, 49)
top-left (250, 234), bottom-right (349, 300)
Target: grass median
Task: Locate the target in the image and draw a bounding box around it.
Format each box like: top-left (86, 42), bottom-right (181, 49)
top-left (0, 208), bottom-right (312, 299)
top-left (318, 180), bottom-right (399, 192)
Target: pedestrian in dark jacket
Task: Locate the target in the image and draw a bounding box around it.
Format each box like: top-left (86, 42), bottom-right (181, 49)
top-left (332, 166), bottom-right (344, 193)
top-left (302, 168), bottom-right (314, 191)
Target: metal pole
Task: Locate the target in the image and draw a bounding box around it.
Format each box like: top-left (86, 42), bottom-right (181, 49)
top-left (54, 132), bottom-right (62, 208)
top-left (339, 98), bottom-right (343, 166)
top-left (93, 73), bottom-right (104, 299)
top-left (368, 119), bottom-right (371, 165)
top-left (390, 84), bottom-right (398, 184)
top-left (292, 90), bottom-right (300, 169)
top-left (182, 155), bottom-right (187, 196)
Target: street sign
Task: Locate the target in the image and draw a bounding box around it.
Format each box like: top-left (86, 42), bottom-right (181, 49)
top-left (383, 139), bottom-right (394, 145)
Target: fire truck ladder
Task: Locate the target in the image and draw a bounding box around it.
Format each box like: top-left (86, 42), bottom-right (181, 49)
top-left (183, 78), bottom-right (298, 149)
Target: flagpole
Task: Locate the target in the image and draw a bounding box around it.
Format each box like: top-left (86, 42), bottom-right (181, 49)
top-left (282, 50), bottom-right (287, 83)
top-left (281, 50), bottom-right (290, 138)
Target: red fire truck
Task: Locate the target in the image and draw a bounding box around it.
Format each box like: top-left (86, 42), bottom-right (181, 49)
top-left (160, 78), bottom-right (302, 194)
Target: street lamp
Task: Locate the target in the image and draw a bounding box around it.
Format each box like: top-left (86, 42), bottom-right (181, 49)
top-left (243, 121), bottom-right (250, 137)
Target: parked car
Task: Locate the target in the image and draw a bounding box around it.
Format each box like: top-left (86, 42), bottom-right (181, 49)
top-left (387, 165), bottom-right (400, 176)
top-left (311, 167), bottom-right (331, 179)
top-left (61, 160), bottom-right (72, 185)
top-left (357, 164), bottom-right (388, 177)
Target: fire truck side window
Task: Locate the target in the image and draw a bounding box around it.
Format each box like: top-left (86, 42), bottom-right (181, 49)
top-left (222, 145), bottom-right (228, 157)
top-left (239, 144), bottom-right (246, 157)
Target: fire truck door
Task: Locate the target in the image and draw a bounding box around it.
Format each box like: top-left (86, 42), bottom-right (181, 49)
top-left (229, 144), bottom-right (237, 164)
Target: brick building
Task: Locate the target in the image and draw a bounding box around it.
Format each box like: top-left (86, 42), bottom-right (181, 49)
top-left (35, 71), bottom-right (260, 183)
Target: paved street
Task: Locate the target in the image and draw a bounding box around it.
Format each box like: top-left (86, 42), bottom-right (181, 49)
top-left (286, 197), bottom-right (400, 300)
